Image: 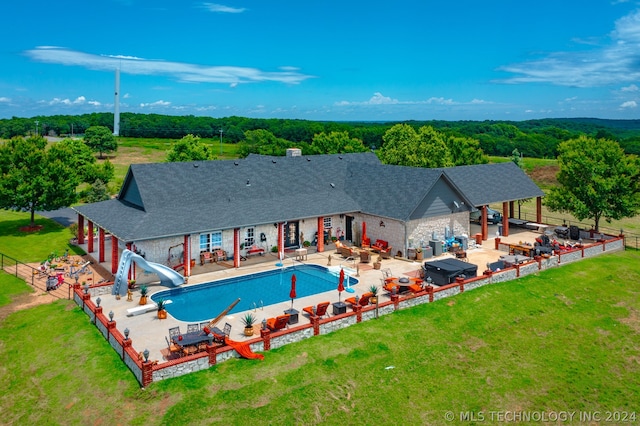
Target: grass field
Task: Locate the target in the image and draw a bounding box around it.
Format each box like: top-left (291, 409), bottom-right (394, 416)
top-left (1, 212), bottom-right (639, 424)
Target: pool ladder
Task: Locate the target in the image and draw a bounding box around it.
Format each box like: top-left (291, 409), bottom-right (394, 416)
top-left (252, 300), bottom-right (264, 312)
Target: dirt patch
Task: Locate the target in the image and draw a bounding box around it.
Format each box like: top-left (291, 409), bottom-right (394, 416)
top-left (529, 165), bottom-right (559, 186)
top-left (19, 225), bottom-right (44, 233)
top-left (0, 291), bottom-right (56, 321)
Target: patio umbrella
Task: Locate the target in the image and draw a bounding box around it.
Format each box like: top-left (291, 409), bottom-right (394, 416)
top-left (289, 273), bottom-right (297, 309)
top-left (338, 268), bottom-right (345, 302)
top-left (362, 221), bottom-right (367, 244)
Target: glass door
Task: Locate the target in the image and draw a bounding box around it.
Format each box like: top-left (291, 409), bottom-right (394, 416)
top-left (284, 221), bottom-right (299, 248)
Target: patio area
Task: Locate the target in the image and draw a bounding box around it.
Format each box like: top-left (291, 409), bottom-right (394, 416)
top-left (82, 226), bottom-right (544, 364)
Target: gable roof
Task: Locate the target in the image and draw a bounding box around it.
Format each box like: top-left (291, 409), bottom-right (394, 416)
top-left (73, 153), bottom-right (542, 242)
top-left (442, 161), bottom-right (545, 206)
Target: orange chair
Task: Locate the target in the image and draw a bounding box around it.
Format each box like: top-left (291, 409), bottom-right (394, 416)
top-left (345, 292), bottom-right (373, 309)
top-left (266, 314), bottom-right (290, 331)
top-left (302, 301), bottom-right (330, 318)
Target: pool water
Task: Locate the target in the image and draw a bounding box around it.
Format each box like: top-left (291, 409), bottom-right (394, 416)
top-left (151, 264), bottom-right (359, 322)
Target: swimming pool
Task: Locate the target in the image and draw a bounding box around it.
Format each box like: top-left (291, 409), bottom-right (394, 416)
top-left (150, 264), bottom-right (359, 322)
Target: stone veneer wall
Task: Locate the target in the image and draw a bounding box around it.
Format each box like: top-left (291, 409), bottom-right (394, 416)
top-left (73, 235), bottom-right (625, 387)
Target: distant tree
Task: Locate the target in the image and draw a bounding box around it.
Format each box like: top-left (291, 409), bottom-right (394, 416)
top-left (308, 131), bottom-right (368, 154)
top-left (510, 148), bottom-right (524, 168)
top-left (84, 126), bottom-right (117, 159)
top-left (83, 179), bottom-right (110, 203)
top-left (379, 124), bottom-right (453, 168)
top-left (0, 136), bottom-right (81, 226)
top-left (237, 129), bottom-right (294, 157)
top-left (166, 134), bottom-right (215, 162)
top-left (545, 136), bottom-right (640, 231)
top-left (447, 135), bottom-right (488, 166)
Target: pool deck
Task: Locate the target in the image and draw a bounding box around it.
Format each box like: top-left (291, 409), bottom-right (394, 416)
top-left (93, 227), bottom-right (542, 363)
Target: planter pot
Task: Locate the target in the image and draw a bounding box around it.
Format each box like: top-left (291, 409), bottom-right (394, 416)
top-left (157, 309), bottom-right (167, 319)
top-left (370, 296), bottom-right (378, 305)
top-left (190, 259), bottom-right (196, 268)
top-left (139, 296), bottom-right (147, 306)
top-left (373, 262), bottom-right (381, 270)
top-left (244, 326), bottom-right (254, 337)
top-left (415, 252), bottom-right (423, 261)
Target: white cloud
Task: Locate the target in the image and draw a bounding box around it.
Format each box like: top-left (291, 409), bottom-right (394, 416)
top-left (498, 9), bottom-right (640, 87)
top-left (335, 92), bottom-right (488, 107)
top-left (140, 100), bottom-right (171, 108)
top-left (24, 46), bottom-right (312, 85)
top-left (367, 92), bottom-right (398, 105)
top-left (201, 3), bottom-right (246, 13)
top-left (621, 84), bottom-right (639, 91)
top-left (620, 100), bottom-right (637, 108)
top-left (0, 97), bottom-right (10, 102)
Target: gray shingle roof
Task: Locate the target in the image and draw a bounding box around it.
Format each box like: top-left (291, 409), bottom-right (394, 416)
top-left (442, 161), bottom-right (545, 206)
top-left (73, 153), bottom-right (542, 242)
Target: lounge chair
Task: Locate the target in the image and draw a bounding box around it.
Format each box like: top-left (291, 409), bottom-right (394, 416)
top-left (302, 301), bottom-right (330, 318)
top-left (186, 323), bottom-right (200, 333)
top-left (345, 292), bottom-right (373, 309)
top-left (266, 314), bottom-right (290, 332)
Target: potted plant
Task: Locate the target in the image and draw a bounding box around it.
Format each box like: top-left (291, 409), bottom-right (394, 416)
top-left (241, 313), bottom-right (257, 336)
top-left (415, 247), bottom-right (423, 261)
top-left (303, 240), bottom-right (311, 248)
top-left (369, 285), bottom-right (379, 304)
top-left (139, 285), bottom-right (148, 305)
top-left (128, 279), bottom-right (136, 289)
top-left (373, 255), bottom-right (382, 270)
top-left (156, 299), bottom-right (167, 319)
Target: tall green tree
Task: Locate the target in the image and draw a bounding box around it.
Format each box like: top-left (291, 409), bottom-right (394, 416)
top-left (545, 136), bottom-right (640, 231)
top-left (166, 134), bottom-right (215, 162)
top-left (0, 136), bottom-right (81, 226)
top-left (308, 131), bottom-right (368, 154)
top-left (379, 124), bottom-right (454, 168)
top-left (84, 125), bottom-right (117, 159)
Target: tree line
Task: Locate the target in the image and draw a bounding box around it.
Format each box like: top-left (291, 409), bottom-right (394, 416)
top-left (2, 113), bottom-right (640, 158)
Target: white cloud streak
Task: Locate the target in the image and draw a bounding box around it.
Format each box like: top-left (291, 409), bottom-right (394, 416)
top-left (498, 9), bottom-right (640, 87)
top-left (202, 3), bottom-right (246, 13)
top-left (24, 46), bottom-right (312, 86)
top-left (336, 92), bottom-right (489, 107)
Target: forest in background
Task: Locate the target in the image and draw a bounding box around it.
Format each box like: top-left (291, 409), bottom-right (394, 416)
top-left (2, 113), bottom-right (640, 159)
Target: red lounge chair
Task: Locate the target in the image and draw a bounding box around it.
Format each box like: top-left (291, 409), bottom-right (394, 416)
top-left (345, 292), bottom-right (373, 309)
top-left (266, 314), bottom-right (290, 331)
top-left (302, 301), bottom-right (330, 318)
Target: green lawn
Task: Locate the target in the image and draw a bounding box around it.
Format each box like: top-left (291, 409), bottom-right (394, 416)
top-left (1, 228), bottom-right (638, 424)
top-left (0, 210), bottom-right (83, 263)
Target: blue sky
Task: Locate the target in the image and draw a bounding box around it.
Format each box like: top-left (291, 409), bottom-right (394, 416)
top-left (2, 1), bottom-right (640, 121)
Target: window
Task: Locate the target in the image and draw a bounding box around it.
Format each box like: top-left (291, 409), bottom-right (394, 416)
top-left (199, 231), bottom-right (222, 252)
top-left (245, 227), bottom-right (255, 247)
top-left (323, 217), bottom-right (332, 229)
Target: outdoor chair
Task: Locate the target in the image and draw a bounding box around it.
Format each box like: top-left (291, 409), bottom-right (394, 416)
top-left (199, 321), bottom-right (210, 330)
top-left (186, 323), bottom-right (200, 333)
top-left (345, 292), bottom-right (373, 309)
top-left (266, 314), bottom-right (290, 332)
top-left (211, 322), bottom-right (231, 344)
top-left (165, 336), bottom-right (182, 358)
top-left (302, 301), bottom-right (330, 318)
top-left (168, 326), bottom-right (181, 340)
top-left (359, 250), bottom-right (371, 263)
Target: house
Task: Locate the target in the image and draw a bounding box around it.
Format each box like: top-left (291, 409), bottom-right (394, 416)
top-left (72, 151), bottom-right (544, 281)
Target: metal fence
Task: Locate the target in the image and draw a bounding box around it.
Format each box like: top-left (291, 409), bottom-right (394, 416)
top-left (516, 213), bottom-right (640, 250)
top-left (0, 252), bottom-right (71, 299)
